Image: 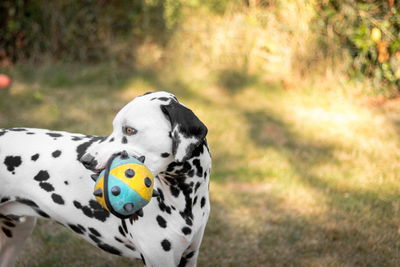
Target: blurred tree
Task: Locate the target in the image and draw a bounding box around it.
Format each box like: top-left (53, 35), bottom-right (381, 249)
top-left (0, 0), bottom-right (182, 64)
top-left (318, 0), bottom-right (400, 95)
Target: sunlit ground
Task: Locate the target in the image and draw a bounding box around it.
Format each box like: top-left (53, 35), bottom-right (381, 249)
top-left (2, 63), bottom-right (399, 266)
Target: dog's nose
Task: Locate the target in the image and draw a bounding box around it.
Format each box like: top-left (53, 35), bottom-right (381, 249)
top-left (80, 153), bottom-right (96, 169)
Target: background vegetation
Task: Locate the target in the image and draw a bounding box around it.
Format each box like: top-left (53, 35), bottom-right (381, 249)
top-left (0, 0), bottom-right (400, 266)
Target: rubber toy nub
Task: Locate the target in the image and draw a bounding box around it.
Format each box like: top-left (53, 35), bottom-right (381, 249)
top-left (92, 152), bottom-right (156, 219)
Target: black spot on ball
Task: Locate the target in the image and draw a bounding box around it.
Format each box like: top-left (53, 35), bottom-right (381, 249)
top-left (31, 153), bottom-right (39, 161)
top-left (182, 226), bottom-right (191, 235)
top-left (161, 152), bottom-right (170, 158)
top-left (156, 215), bottom-right (167, 228)
top-left (4, 156), bottom-right (22, 172)
top-left (52, 150), bottom-right (61, 158)
top-left (123, 203), bottom-right (134, 212)
top-left (144, 177), bottom-right (152, 188)
top-left (161, 239), bottom-right (171, 251)
top-left (125, 169), bottom-right (135, 178)
top-left (51, 193), bottom-right (65, 205)
top-left (111, 186), bottom-right (121, 196)
top-left (33, 170), bottom-right (50, 181)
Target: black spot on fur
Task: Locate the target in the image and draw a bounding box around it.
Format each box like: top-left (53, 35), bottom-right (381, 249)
top-left (109, 137), bottom-right (115, 142)
top-left (2, 227), bottom-right (12, 238)
top-left (170, 186), bottom-right (180, 197)
top-left (178, 257), bottom-right (187, 267)
top-left (141, 254), bottom-right (146, 265)
top-left (3, 221), bottom-right (15, 228)
top-left (98, 243), bottom-right (121, 255)
top-left (46, 132), bottom-right (63, 138)
top-left (125, 244), bottom-right (136, 251)
top-left (76, 136), bottom-right (105, 161)
top-left (89, 227), bottom-right (101, 237)
top-left (52, 150), bottom-right (61, 158)
top-left (33, 170), bottom-right (50, 181)
top-left (73, 200), bottom-right (109, 222)
top-left (73, 201), bottom-right (82, 209)
top-left (192, 159), bottom-right (203, 177)
top-left (36, 209), bottom-right (50, 218)
top-left (51, 193), bottom-right (65, 205)
top-left (4, 156), bottom-right (22, 172)
top-left (182, 226), bottom-right (191, 235)
top-left (71, 136), bottom-right (83, 141)
top-left (121, 219), bottom-right (128, 233)
top-left (200, 197), bottom-right (206, 208)
top-left (17, 198), bottom-right (39, 208)
top-left (114, 236), bottom-right (123, 243)
top-left (89, 234), bottom-right (100, 243)
top-left (118, 226), bottom-right (126, 237)
top-left (122, 136), bottom-right (127, 144)
top-left (26, 132), bottom-right (35, 135)
top-left (0, 197), bottom-right (10, 203)
top-left (156, 215), bottom-right (167, 228)
top-left (186, 251), bottom-right (195, 259)
top-left (9, 128), bottom-right (26, 132)
top-left (68, 224), bottom-right (85, 235)
top-left (161, 152), bottom-right (170, 158)
top-left (161, 239), bottom-right (171, 251)
top-left (39, 182), bottom-right (54, 192)
top-left (31, 153), bottom-right (39, 161)
top-left (194, 182), bottom-right (201, 193)
top-left (64, 180), bottom-right (69, 185)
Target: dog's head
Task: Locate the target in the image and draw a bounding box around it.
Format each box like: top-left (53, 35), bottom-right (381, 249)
top-left (80, 91), bottom-right (208, 175)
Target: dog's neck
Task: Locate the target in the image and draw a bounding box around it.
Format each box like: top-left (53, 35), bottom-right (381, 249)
top-left (155, 142), bottom-right (211, 226)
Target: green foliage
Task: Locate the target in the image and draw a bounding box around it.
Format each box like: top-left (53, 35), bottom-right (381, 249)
top-left (318, 0), bottom-right (400, 95)
top-left (0, 0), bottom-right (183, 63)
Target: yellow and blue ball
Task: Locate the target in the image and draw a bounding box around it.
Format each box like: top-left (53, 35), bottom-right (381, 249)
top-left (92, 152), bottom-right (156, 219)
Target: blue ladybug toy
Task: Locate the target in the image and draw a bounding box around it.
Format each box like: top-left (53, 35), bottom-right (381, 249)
top-left (92, 151), bottom-right (158, 219)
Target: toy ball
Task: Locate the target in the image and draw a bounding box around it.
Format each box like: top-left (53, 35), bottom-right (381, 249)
top-left (92, 151), bottom-right (158, 219)
top-left (0, 74), bottom-right (12, 90)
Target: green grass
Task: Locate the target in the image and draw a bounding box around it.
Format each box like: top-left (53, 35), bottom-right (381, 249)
top-left (2, 62), bottom-right (400, 266)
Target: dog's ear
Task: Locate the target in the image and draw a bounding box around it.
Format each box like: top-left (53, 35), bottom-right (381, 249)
top-left (161, 100), bottom-right (208, 162)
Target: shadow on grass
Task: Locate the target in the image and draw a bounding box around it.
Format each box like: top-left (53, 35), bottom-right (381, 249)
top-left (231, 108), bottom-right (399, 266)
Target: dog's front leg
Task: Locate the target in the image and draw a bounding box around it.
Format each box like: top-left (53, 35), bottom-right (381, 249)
top-left (0, 216), bottom-right (36, 267)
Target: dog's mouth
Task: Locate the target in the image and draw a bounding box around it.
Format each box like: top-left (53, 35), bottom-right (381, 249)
top-left (80, 150), bottom-right (146, 179)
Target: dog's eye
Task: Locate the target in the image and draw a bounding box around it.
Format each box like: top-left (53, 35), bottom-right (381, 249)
top-left (124, 126), bottom-right (137, 135)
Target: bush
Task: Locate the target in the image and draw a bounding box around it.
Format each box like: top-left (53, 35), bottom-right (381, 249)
top-left (0, 0), bottom-right (182, 64)
top-left (317, 0), bottom-right (400, 95)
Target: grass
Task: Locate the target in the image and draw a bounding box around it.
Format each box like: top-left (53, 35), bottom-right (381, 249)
top-left (1, 62), bottom-right (400, 266)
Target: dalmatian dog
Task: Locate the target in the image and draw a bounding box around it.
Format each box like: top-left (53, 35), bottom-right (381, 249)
top-left (0, 91), bottom-right (211, 267)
